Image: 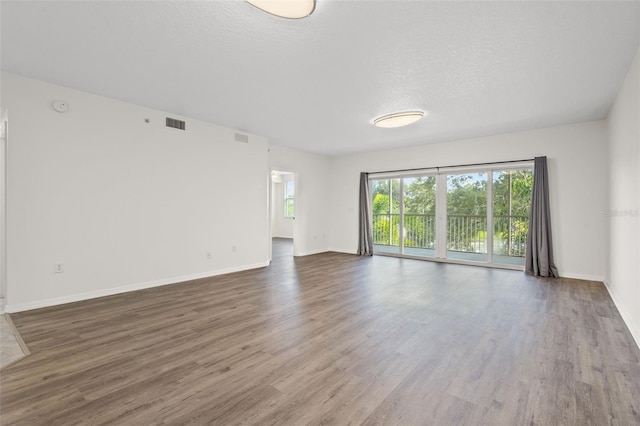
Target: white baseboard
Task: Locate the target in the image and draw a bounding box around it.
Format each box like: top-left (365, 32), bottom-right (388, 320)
top-left (329, 248), bottom-right (357, 255)
top-left (602, 278), bottom-right (640, 351)
top-left (558, 272), bottom-right (605, 282)
top-left (294, 248), bottom-right (330, 257)
top-left (4, 261), bottom-right (269, 313)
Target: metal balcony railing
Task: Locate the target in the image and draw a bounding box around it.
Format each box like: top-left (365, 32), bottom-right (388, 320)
top-left (372, 213), bottom-right (528, 257)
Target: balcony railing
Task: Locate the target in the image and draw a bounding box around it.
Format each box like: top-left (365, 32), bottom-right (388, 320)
top-left (372, 213), bottom-right (528, 257)
top-left (494, 214), bottom-right (528, 257)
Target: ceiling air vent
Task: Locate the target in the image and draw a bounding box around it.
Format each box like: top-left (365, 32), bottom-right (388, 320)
top-left (234, 133), bottom-right (249, 143)
top-left (166, 117), bottom-right (186, 130)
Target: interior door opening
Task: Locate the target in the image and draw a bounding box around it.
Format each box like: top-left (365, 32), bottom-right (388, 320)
top-left (270, 170), bottom-right (295, 260)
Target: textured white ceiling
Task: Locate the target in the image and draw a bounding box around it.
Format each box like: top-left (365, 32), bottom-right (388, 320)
top-left (1, 1), bottom-right (639, 156)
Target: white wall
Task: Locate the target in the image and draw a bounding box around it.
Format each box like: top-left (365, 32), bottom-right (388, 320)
top-left (271, 179), bottom-right (293, 238)
top-left (606, 46), bottom-right (640, 347)
top-left (2, 72), bottom-right (270, 312)
top-left (269, 144), bottom-right (330, 256)
top-left (0, 110), bottom-right (7, 310)
top-left (329, 121), bottom-right (609, 281)
top-left (1, 69), bottom-right (628, 326)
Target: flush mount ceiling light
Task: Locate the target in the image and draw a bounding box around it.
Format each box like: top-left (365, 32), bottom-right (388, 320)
top-left (373, 111), bottom-right (425, 128)
top-left (247, 0), bottom-right (316, 19)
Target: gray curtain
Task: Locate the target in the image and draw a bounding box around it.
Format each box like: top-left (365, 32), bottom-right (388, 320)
top-left (525, 156), bottom-right (559, 277)
top-left (357, 172), bottom-right (374, 256)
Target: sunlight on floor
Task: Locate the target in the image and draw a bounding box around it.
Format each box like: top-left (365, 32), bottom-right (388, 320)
top-left (1, 314), bottom-right (27, 368)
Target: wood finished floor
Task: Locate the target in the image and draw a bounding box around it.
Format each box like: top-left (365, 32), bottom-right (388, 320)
top-left (1, 238), bottom-right (639, 425)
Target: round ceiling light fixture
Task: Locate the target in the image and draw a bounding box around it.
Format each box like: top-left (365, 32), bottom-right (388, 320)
top-left (247, 0), bottom-right (316, 19)
top-left (373, 111), bottom-right (425, 128)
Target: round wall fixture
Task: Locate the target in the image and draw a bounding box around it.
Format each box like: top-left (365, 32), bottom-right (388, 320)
top-left (52, 101), bottom-right (69, 113)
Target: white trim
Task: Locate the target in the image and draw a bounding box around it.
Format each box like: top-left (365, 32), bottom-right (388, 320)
top-left (267, 170), bottom-right (272, 264)
top-left (294, 248), bottom-right (330, 257)
top-left (375, 251), bottom-right (525, 271)
top-left (330, 248), bottom-right (358, 255)
top-left (557, 272), bottom-right (605, 282)
top-left (439, 161), bottom-right (535, 174)
top-left (399, 178), bottom-right (405, 255)
top-left (4, 262), bottom-right (269, 313)
top-left (602, 278), bottom-right (640, 351)
top-left (0, 112), bottom-right (7, 313)
top-left (370, 170), bottom-right (436, 181)
top-left (368, 161), bottom-right (534, 180)
top-left (436, 174), bottom-right (447, 259)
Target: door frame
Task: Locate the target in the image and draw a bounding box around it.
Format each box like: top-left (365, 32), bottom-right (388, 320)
top-left (269, 168), bottom-right (296, 260)
top-left (369, 161), bottom-right (534, 270)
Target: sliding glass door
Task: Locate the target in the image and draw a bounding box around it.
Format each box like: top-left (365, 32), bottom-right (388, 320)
top-left (371, 178), bottom-right (401, 254)
top-left (492, 169), bottom-right (533, 266)
top-left (370, 164), bottom-right (533, 268)
top-left (403, 176), bottom-right (437, 258)
top-left (446, 172), bottom-right (488, 263)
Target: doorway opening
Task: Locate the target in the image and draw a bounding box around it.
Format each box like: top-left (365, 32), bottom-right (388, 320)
top-left (270, 170), bottom-right (295, 260)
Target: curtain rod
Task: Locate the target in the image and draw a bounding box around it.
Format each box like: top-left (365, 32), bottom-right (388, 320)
top-left (367, 158), bottom-right (536, 175)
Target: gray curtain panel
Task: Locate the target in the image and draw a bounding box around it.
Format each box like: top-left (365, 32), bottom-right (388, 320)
top-left (357, 172), bottom-right (374, 256)
top-left (525, 156), bottom-right (559, 277)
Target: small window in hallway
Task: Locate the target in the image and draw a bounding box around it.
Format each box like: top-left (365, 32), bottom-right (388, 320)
top-left (284, 176), bottom-right (295, 218)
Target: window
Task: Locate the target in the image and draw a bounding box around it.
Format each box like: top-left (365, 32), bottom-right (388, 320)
top-left (284, 176), bottom-right (295, 218)
top-left (371, 163), bottom-right (533, 268)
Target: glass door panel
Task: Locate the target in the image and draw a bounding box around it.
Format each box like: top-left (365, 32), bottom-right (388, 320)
top-left (446, 172), bottom-right (488, 262)
top-left (370, 164), bottom-right (532, 269)
top-left (492, 169), bottom-right (533, 266)
top-left (402, 176), bottom-right (436, 257)
top-left (371, 178), bottom-right (401, 254)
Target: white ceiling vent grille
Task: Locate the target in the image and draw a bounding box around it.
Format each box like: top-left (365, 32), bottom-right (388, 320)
top-left (234, 133), bottom-right (249, 143)
top-left (166, 117), bottom-right (186, 130)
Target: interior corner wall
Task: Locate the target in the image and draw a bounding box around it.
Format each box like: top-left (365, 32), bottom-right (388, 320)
top-left (2, 72), bottom-right (270, 312)
top-left (269, 144), bottom-right (330, 256)
top-left (606, 46), bottom-right (640, 348)
top-left (328, 120), bottom-right (609, 282)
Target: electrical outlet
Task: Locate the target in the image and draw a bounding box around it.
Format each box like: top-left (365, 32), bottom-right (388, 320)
top-left (54, 263), bottom-right (64, 273)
